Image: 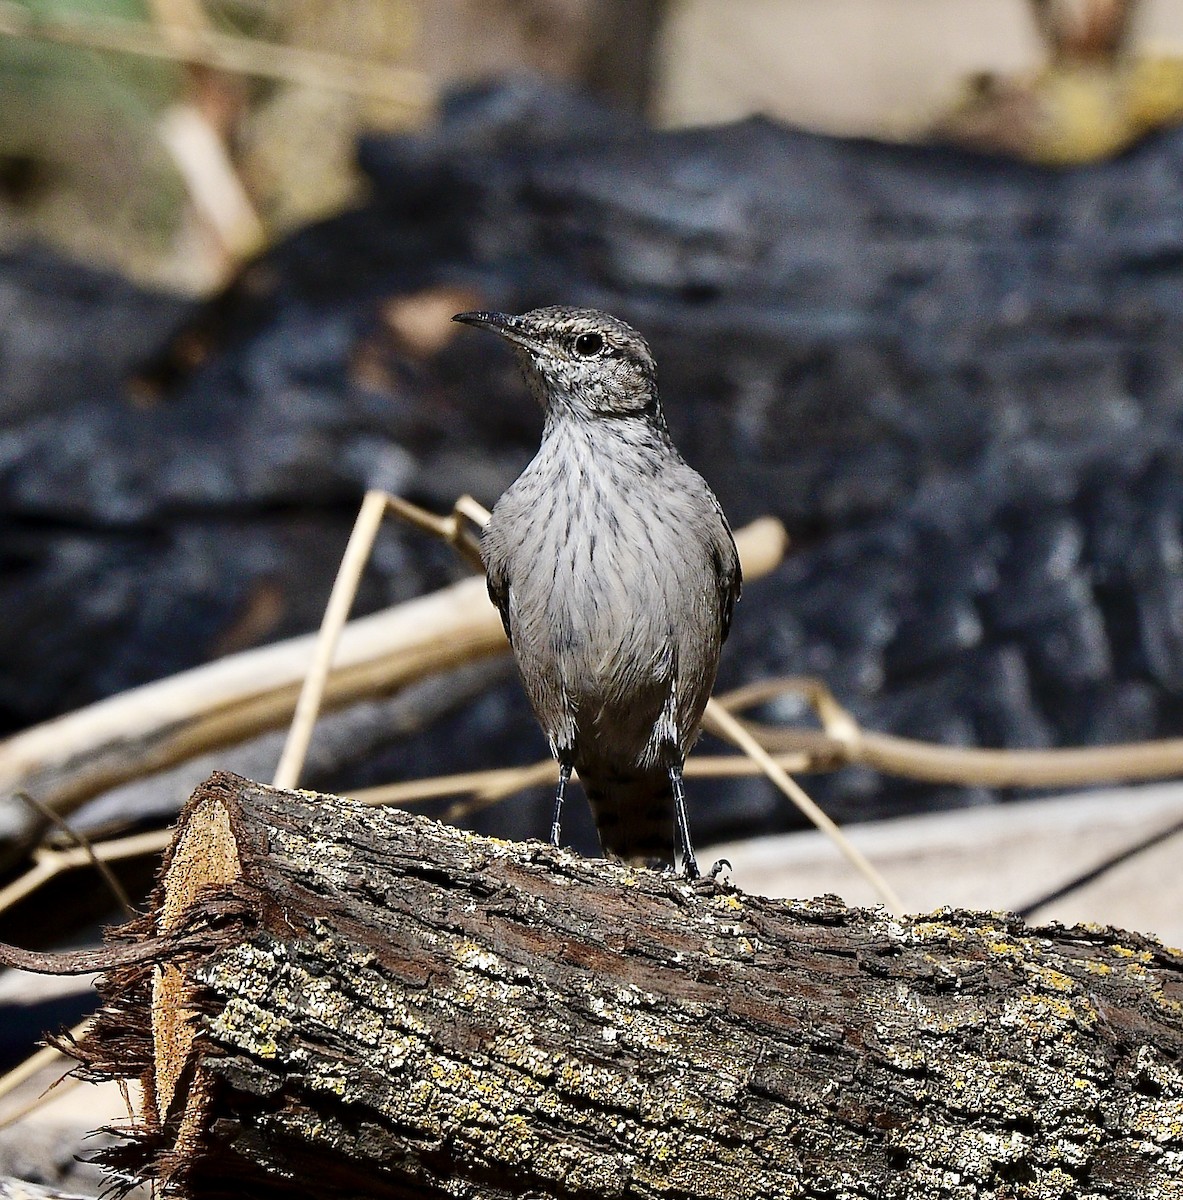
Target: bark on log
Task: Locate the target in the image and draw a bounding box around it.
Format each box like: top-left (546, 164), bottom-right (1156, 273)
top-left (41, 773), bottom-right (1183, 1198)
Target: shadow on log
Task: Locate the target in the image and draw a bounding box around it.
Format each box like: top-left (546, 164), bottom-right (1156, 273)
top-left (9, 772), bottom-right (1183, 1198)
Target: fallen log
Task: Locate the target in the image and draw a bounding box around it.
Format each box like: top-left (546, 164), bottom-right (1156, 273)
top-left (12, 772), bottom-right (1183, 1199)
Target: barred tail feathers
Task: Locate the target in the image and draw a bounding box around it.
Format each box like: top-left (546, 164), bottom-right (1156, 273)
top-left (581, 771), bottom-right (677, 868)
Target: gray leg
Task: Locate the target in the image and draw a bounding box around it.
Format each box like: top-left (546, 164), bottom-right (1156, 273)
top-left (668, 762), bottom-right (700, 880)
top-left (550, 762), bottom-right (572, 847)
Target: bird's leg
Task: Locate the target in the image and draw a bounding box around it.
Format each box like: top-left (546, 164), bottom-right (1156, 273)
top-left (550, 761), bottom-right (572, 847)
top-left (668, 761), bottom-right (700, 880)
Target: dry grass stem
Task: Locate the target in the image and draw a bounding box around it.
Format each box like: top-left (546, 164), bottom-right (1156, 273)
top-left (0, 1), bottom-right (431, 113)
top-left (0, 1016), bottom-right (92, 1126)
top-left (273, 490), bottom-right (394, 790)
top-left (0, 1071), bottom-right (84, 1132)
top-left (704, 698), bottom-right (905, 914)
top-left (13, 793), bottom-right (133, 918)
top-left (0, 829), bottom-right (173, 917)
top-left (346, 752), bottom-right (817, 809)
top-left (273, 492), bottom-right (492, 789)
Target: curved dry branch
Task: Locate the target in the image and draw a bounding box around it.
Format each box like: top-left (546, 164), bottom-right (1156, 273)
top-left (0, 516), bottom-right (787, 817)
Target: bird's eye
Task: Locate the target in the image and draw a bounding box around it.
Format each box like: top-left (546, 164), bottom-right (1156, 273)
top-left (573, 332), bottom-right (604, 358)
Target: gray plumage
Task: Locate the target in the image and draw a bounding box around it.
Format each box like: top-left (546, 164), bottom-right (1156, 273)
top-left (453, 305), bottom-right (740, 875)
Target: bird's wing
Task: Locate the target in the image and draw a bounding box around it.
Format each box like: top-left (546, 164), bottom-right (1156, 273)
top-left (713, 516), bottom-right (742, 644)
top-left (486, 558), bottom-right (515, 644)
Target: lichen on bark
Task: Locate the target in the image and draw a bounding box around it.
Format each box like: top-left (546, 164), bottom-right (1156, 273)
top-left (61, 772), bottom-right (1183, 1199)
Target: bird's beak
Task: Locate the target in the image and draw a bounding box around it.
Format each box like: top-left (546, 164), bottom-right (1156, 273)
top-left (453, 311), bottom-right (540, 351)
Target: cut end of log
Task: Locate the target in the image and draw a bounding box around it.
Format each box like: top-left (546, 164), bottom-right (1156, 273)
top-left (153, 781), bottom-right (244, 1158)
top-left (46, 772), bottom-right (1183, 1199)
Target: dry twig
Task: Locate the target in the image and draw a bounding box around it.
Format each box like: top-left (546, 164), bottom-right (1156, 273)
top-left (0, 1), bottom-right (430, 114)
top-left (0, 511), bottom-right (786, 817)
top-left (11, 794), bottom-right (133, 918)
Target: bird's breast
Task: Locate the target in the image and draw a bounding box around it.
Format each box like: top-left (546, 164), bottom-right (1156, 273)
top-left (507, 435), bottom-right (683, 672)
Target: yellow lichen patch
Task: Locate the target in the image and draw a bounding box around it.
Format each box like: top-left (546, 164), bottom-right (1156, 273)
top-left (533, 1139), bottom-right (629, 1194)
top-left (554, 1058), bottom-right (645, 1109)
top-left (640, 1085), bottom-right (711, 1127)
top-left (487, 1111), bottom-right (540, 1166)
top-left (878, 982), bottom-right (987, 1036)
top-left (269, 827), bottom-right (355, 889)
top-left (208, 996), bottom-right (293, 1059)
top-left (1023, 963), bottom-right (1077, 994)
top-left (308, 1070), bottom-right (348, 1097)
top-left (488, 1034), bottom-right (556, 1083)
top-left (629, 1123), bottom-right (682, 1167)
top-left (881, 1042), bottom-right (927, 1074)
top-left (417, 1052), bottom-right (548, 1147)
top-left (890, 1117), bottom-right (1064, 1190)
top-left (1001, 989), bottom-right (1098, 1041)
top-left (906, 920), bottom-right (966, 945)
top-left (1123, 1096), bottom-right (1183, 1145)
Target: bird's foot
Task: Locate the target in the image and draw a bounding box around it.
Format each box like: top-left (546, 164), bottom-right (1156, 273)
top-left (680, 857), bottom-right (733, 892)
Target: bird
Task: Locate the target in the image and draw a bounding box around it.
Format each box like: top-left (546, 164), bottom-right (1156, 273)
top-left (453, 305), bottom-right (741, 878)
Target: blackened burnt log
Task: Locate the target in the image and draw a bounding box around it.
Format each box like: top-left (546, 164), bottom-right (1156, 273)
top-left (17, 772), bottom-right (1176, 1199)
top-left (19, 87), bottom-right (1183, 835)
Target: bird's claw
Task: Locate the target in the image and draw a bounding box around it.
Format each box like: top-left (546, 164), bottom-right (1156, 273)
top-left (681, 857), bottom-right (733, 890)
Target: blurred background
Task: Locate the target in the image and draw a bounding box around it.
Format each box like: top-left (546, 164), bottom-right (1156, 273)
top-left (5, 3), bottom-right (1183, 1184)
top-left (6, 0), bottom-right (1183, 291)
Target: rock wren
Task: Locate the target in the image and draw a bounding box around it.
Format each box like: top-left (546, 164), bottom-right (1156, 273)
top-left (453, 306), bottom-right (740, 877)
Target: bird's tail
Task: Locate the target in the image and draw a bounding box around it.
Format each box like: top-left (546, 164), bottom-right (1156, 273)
top-left (581, 771), bottom-right (677, 869)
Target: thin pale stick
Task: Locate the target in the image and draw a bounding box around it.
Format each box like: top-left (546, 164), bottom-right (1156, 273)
top-left (349, 764), bottom-right (557, 807)
top-left (0, 1070), bottom-right (84, 1133)
top-left (0, 1016), bottom-right (91, 1111)
top-left (716, 674), bottom-right (1183, 788)
top-left (0, 856), bottom-right (56, 920)
top-left (15, 792), bottom-right (133, 917)
top-left (715, 675), bottom-right (860, 742)
top-left (454, 494), bottom-right (493, 528)
top-left (273, 491), bottom-right (495, 790)
top-left (705, 698), bottom-right (905, 914)
top-left (383, 493), bottom-right (487, 571)
top-left (273, 490), bottom-right (392, 790)
top-left (0, 2), bottom-right (430, 112)
top-left (348, 752), bottom-right (815, 808)
top-left (442, 760), bottom-right (562, 824)
top-left (0, 829), bottom-right (172, 918)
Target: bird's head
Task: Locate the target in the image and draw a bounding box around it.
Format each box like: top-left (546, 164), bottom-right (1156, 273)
top-left (453, 306), bottom-right (660, 422)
